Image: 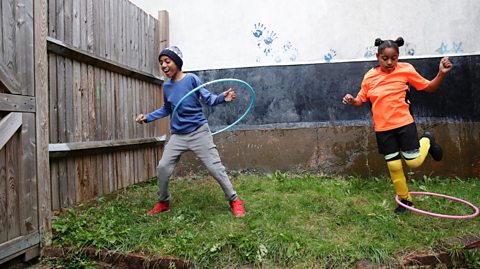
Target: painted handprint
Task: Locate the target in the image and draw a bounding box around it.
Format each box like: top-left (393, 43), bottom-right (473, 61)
top-left (252, 23), bottom-right (266, 38)
top-left (324, 49), bottom-right (336, 62)
top-left (263, 30), bottom-right (277, 45)
top-left (364, 46), bottom-right (376, 58)
top-left (452, 41), bottom-right (463, 53)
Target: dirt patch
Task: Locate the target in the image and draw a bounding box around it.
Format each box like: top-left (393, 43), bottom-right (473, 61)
top-left (42, 246), bottom-right (193, 269)
top-left (353, 234), bottom-right (480, 269)
top-left (43, 234), bottom-right (479, 269)
top-left (401, 234), bottom-right (480, 268)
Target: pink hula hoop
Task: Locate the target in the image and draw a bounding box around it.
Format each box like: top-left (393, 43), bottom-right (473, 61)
top-left (395, 191), bottom-right (479, 219)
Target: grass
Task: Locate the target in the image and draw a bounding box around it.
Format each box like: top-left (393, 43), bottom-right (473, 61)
top-left (49, 172), bottom-right (480, 268)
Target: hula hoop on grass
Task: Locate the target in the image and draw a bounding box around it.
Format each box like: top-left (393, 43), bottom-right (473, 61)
top-left (395, 191), bottom-right (479, 219)
top-left (172, 78), bottom-right (255, 136)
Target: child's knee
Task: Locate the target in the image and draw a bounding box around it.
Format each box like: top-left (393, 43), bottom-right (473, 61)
top-left (405, 158), bottom-right (422, 169)
top-left (386, 159), bottom-right (403, 172)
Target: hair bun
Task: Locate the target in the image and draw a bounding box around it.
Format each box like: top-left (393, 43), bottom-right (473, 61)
top-left (395, 37), bottom-right (405, 47)
top-left (374, 38), bottom-right (383, 46)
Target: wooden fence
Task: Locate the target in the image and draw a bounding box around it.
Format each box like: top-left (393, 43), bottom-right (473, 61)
top-left (0, 0), bottom-right (49, 264)
top-left (1, 0), bottom-right (169, 264)
top-left (47, 0), bottom-right (169, 210)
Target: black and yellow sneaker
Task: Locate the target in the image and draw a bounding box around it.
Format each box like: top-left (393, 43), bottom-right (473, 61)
top-left (394, 199), bottom-right (413, 214)
top-left (421, 132), bottom-right (443, 161)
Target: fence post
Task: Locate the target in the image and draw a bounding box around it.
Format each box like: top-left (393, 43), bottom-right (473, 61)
top-left (34, 0), bottom-right (51, 242)
top-left (157, 10), bottom-right (169, 138)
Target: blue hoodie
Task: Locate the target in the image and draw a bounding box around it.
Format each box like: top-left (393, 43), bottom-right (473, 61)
top-left (146, 73), bottom-right (225, 134)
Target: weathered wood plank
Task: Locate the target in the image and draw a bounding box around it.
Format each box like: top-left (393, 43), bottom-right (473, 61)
top-left (0, 146), bottom-right (7, 242)
top-left (112, 0), bottom-right (119, 61)
top-left (34, 0), bottom-right (51, 236)
top-left (20, 113), bottom-right (36, 234)
top-left (80, 0), bottom-right (90, 200)
top-left (6, 128), bottom-right (20, 240)
top-left (18, 0), bottom-right (37, 235)
top-left (2, 0), bottom-right (16, 91)
top-left (0, 93), bottom-right (35, 113)
top-left (139, 9), bottom-right (145, 72)
top-left (93, 66), bottom-right (102, 196)
top-left (158, 10), bottom-right (169, 51)
top-left (86, 0), bottom-right (94, 53)
top-left (87, 64), bottom-right (96, 197)
top-left (55, 0), bottom-right (68, 208)
top-left (80, 0), bottom-right (86, 51)
top-left (104, 0), bottom-right (111, 59)
top-left (17, 0), bottom-right (34, 96)
top-left (0, 112), bottom-right (22, 150)
top-left (63, 0), bottom-right (76, 207)
top-left (80, 62), bottom-right (91, 200)
top-left (100, 69), bottom-right (108, 194)
top-left (71, 0), bottom-right (82, 203)
top-left (107, 71), bottom-right (115, 192)
top-left (48, 51), bottom-right (59, 209)
top-left (113, 73), bottom-right (121, 190)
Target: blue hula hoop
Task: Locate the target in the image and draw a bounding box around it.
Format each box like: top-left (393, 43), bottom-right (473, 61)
top-left (172, 78), bottom-right (255, 135)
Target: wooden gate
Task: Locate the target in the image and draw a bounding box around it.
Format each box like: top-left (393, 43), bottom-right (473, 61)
top-left (0, 0), bottom-right (49, 264)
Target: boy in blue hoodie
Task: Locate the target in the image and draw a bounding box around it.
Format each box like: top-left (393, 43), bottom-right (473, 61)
top-left (136, 46), bottom-right (245, 217)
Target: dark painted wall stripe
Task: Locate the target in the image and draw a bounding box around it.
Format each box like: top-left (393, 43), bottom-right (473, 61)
top-left (194, 55), bottom-right (480, 129)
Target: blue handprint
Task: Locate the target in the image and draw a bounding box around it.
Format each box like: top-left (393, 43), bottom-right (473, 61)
top-left (252, 23), bottom-right (266, 38)
top-left (436, 42), bottom-right (448, 54)
top-left (324, 49), bottom-right (336, 62)
top-left (452, 42), bottom-right (463, 53)
top-left (263, 30), bottom-right (277, 45)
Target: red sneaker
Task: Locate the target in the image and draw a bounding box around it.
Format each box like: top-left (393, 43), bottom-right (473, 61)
top-left (147, 201), bottom-right (170, 215)
top-left (230, 199), bottom-right (245, 217)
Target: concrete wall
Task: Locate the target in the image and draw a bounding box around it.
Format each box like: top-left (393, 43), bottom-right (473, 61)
top-left (177, 122), bottom-right (480, 178)
top-left (176, 55), bottom-right (480, 178)
top-left (132, 0), bottom-right (480, 70)
top-left (128, 0), bottom-right (480, 178)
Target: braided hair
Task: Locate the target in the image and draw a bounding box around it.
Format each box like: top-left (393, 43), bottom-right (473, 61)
top-left (375, 37), bottom-right (404, 54)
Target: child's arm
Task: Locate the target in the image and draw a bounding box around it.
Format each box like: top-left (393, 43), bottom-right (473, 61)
top-left (199, 87), bottom-right (236, 106)
top-left (135, 106), bottom-right (169, 124)
top-left (422, 57), bottom-right (453, 93)
top-left (342, 93), bottom-right (364, 107)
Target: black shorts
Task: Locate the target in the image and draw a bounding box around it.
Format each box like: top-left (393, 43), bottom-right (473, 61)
top-left (375, 122), bottom-right (420, 156)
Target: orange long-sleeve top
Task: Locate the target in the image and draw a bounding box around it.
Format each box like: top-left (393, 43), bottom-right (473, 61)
top-left (357, 62), bottom-right (430, 132)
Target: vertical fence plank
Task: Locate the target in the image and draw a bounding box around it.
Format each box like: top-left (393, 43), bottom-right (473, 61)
top-left (100, 68), bottom-right (108, 193)
top-left (16, 0), bottom-right (37, 236)
top-left (2, 0), bottom-right (15, 88)
top-left (72, 0), bottom-right (83, 202)
top-left (63, 0), bottom-right (76, 207)
top-left (34, 0), bottom-right (51, 236)
top-left (6, 133), bottom-right (20, 240)
top-left (0, 147), bottom-right (7, 242)
top-left (55, 0), bottom-right (68, 209)
top-left (17, 0), bottom-right (35, 96)
top-left (48, 50), bottom-right (59, 209)
top-left (114, 74), bottom-right (122, 189)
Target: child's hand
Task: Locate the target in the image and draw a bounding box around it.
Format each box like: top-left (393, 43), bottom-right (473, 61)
top-left (439, 57), bottom-right (453, 73)
top-left (342, 94), bottom-right (355, 105)
top-left (224, 88), bottom-right (236, 102)
top-left (136, 113), bottom-right (146, 124)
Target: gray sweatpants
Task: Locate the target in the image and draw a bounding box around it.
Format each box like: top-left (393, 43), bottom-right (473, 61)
top-left (156, 123), bottom-right (238, 202)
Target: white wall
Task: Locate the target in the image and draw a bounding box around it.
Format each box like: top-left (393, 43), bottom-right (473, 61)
top-left (130, 0), bottom-right (480, 70)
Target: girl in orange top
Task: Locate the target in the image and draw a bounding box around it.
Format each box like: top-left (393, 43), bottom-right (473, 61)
top-left (343, 37), bottom-right (453, 213)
